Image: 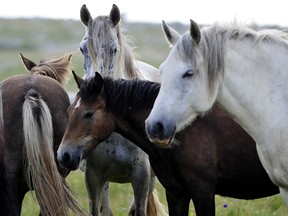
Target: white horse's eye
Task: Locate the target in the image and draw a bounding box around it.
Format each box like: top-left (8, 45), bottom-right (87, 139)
top-left (182, 70), bottom-right (194, 78)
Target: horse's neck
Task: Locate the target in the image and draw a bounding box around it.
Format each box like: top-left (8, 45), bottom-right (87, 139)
top-left (112, 95), bottom-right (161, 160)
top-left (217, 40), bottom-right (288, 141)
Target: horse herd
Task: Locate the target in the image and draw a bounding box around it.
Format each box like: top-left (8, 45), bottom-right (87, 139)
top-left (1, 3), bottom-right (288, 216)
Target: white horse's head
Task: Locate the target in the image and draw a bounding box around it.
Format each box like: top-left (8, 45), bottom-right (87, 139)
top-left (146, 20), bottom-right (221, 145)
top-left (79, 4), bottom-right (121, 79)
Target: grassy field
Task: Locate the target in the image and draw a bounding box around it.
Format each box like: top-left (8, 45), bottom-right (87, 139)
top-left (21, 170), bottom-right (288, 216)
top-left (1, 18), bottom-right (288, 215)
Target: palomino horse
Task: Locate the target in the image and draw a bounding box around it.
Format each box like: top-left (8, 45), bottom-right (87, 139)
top-left (0, 53), bottom-right (85, 215)
top-left (78, 4), bottom-right (165, 216)
top-left (57, 72), bottom-right (279, 216)
top-left (145, 20), bottom-right (288, 205)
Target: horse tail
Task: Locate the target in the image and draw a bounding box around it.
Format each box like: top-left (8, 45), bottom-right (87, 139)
top-left (146, 189), bottom-right (168, 216)
top-left (22, 89), bottom-right (86, 216)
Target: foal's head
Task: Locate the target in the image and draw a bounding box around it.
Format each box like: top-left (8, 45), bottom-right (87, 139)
top-left (57, 72), bottom-right (115, 170)
top-left (20, 53), bottom-right (72, 85)
top-left (79, 4), bottom-right (122, 79)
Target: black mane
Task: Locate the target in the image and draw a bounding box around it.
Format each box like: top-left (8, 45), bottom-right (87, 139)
top-left (79, 77), bottom-right (101, 103)
top-left (80, 76), bottom-right (160, 115)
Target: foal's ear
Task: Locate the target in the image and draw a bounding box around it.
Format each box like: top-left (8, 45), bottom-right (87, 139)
top-left (109, 4), bottom-right (120, 26)
top-left (80, 4), bottom-right (93, 27)
top-left (72, 70), bottom-right (84, 89)
top-left (162, 20), bottom-right (181, 46)
top-left (189, 19), bottom-right (201, 45)
top-left (93, 72), bottom-right (104, 94)
top-left (20, 53), bottom-right (37, 71)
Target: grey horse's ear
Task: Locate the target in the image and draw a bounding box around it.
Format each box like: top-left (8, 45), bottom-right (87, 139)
top-left (72, 70), bottom-right (84, 89)
top-left (162, 20), bottom-right (181, 46)
top-left (109, 4), bottom-right (120, 26)
top-left (80, 4), bottom-right (93, 27)
top-left (20, 53), bottom-right (36, 71)
top-left (94, 72), bottom-right (104, 94)
top-left (190, 19), bottom-right (201, 45)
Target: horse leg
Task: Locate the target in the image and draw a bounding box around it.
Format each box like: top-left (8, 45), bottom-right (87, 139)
top-left (165, 190), bottom-right (190, 216)
top-left (190, 182), bottom-right (216, 216)
top-left (0, 171), bottom-right (20, 215)
top-left (85, 164), bottom-right (107, 216)
top-left (100, 182), bottom-right (113, 216)
top-left (4, 167), bottom-right (27, 216)
top-left (280, 187), bottom-right (288, 206)
top-left (129, 162), bottom-right (150, 216)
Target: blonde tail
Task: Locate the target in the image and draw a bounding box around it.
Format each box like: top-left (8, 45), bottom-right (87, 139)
top-left (22, 89), bottom-right (87, 216)
top-left (147, 189), bottom-right (168, 216)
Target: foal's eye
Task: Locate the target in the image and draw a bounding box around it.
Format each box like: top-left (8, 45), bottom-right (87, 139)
top-left (84, 111), bottom-right (94, 119)
top-left (182, 70), bottom-right (194, 78)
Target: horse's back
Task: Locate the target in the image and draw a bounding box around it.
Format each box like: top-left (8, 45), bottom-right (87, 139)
top-left (134, 60), bottom-right (161, 82)
top-left (2, 74), bottom-right (69, 109)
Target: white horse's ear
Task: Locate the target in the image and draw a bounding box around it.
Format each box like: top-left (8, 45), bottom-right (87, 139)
top-left (109, 4), bottom-right (120, 26)
top-left (162, 20), bottom-right (181, 46)
top-left (190, 19), bottom-right (201, 45)
top-left (80, 4), bottom-right (93, 27)
top-left (19, 53), bottom-right (36, 71)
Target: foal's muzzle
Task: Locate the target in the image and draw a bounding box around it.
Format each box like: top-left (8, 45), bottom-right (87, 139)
top-left (57, 146), bottom-right (82, 171)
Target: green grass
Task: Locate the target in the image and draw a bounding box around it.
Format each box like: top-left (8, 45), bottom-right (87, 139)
top-left (1, 18), bottom-right (288, 215)
top-left (21, 170), bottom-right (288, 215)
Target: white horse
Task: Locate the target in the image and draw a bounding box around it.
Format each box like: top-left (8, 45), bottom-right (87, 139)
top-left (146, 20), bottom-right (288, 206)
top-left (80, 4), bottom-right (160, 82)
top-left (78, 4), bottom-right (165, 216)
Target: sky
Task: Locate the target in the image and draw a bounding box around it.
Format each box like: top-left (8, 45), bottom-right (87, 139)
top-left (1, 0), bottom-right (288, 27)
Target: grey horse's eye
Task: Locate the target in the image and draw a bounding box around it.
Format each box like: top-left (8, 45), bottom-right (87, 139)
top-left (182, 70), bottom-right (194, 78)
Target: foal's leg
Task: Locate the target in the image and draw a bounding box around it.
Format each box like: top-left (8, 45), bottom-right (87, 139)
top-left (101, 182), bottom-right (113, 216)
top-left (85, 163), bottom-right (109, 216)
top-left (129, 159), bottom-right (150, 216)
